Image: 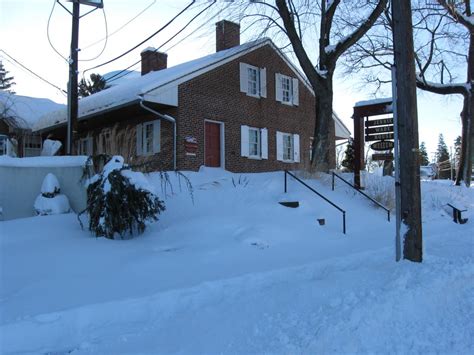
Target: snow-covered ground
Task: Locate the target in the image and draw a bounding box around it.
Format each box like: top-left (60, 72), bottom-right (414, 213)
top-left (0, 169), bottom-right (473, 354)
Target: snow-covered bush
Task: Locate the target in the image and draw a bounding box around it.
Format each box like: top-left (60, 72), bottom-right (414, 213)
top-left (362, 173), bottom-right (395, 210)
top-left (34, 173), bottom-right (71, 215)
top-left (80, 156), bottom-right (165, 239)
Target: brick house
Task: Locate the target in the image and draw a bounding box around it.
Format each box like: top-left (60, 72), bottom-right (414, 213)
top-left (34, 20), bottom-right (350, 172)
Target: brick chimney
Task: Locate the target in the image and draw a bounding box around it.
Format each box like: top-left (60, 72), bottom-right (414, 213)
top-left (140, 47), bottom-right (168, 75)
top-left (215, 20), bottom-right (240, 52)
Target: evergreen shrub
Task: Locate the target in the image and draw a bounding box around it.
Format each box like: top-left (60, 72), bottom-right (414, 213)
top-left (81, 156), bottom-right (165, 239)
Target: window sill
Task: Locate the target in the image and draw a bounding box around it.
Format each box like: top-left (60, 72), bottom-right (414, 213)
top-left (248, 155), bottom-right (262, 160)
top-left (246, 92), bottom-right (261, 99)
top-left (280, 100), bottom-right (294, 106)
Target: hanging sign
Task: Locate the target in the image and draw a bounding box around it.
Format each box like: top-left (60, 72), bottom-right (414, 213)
top-left (365, 118), bottom-right (393, 127)
top-left (365, 133), bottom-right (394, 142)
top-left (372, 153), bottom-right (394, 161)
top-left (371, 140), bottom-right (394, 151)
top-left (365, 125), bottom-right (394, 135)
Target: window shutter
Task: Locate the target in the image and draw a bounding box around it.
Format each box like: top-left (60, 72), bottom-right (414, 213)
top-left (261, 128), bottom-right (268, 159)
top-left (292, 78), bottom-right (299, 106)
top-left (239, 63), bottom-right (247, 93)
top-left (136, 123), bottom-right (143, 156)
top-left (241, 125), bottom-right (249, 157)
top-left (276, 131), bottom-right (283, 161)
top-left (153, 119), bottom-right (161, 154)
top-left (260, 68), bottom-right (267, 98)
top-left (275, 74), bottom-right (283, 102)
top-left (87, 137), bottom-right (93, 155)
top-left (293, 134), bottom-right (300, 162)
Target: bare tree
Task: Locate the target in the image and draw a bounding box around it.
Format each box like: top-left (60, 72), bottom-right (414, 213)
top-left (234, 1), bottom-right (388, 172)
top-left (345, 0), bottom-right (473, 186)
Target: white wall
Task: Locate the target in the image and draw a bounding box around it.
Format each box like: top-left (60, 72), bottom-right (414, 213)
top-left (0, 157), bottom-right (88, 221)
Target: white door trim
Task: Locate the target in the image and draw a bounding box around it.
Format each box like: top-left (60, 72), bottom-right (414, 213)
top-left (204, 119), bottom-right (225, 169)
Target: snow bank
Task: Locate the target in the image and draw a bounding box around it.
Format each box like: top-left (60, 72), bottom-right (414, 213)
top-left (0, 171), bottom-right (472, 353)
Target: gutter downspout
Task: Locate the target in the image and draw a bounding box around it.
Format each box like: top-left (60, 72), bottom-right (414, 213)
top-left (139, 99), bottom-right (177, 170)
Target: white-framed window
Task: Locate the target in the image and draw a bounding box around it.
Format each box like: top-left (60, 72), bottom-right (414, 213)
top-left (281, 76), bottom-right (291, 103)
top-left (241, 125), bottom-right (268, 159)
top-left (249, 127), bottom-right (261, 158)
top-left (23, 135), bottom-right (42, 157)
top-left (78, 136), bottom-right (93, 156)
top-left (283, 133), bottom-right (293, 161)
top-left (240, 63), bottom-right (267, 98)
top-left (248, 66), bottom-right (259, 96)
top-left (0, 135), bottom-right (17, 157)
top-left (276, 131), bottom-right (300, 163)
top-left (136, 120), bottom-right (160, 156)
top-left (98, 128), bottom-right (112, 154)
top-left (0, 135), bottom-right (7, 156)
top-left (275, 73), bottom-right (299, 106)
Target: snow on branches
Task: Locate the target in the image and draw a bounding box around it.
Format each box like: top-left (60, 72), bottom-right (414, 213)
top-left (80, 156), bottom-right (165, 239)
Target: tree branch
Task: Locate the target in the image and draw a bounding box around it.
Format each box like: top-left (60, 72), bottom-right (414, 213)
top-left (330, 0), bottom-right (388, 62)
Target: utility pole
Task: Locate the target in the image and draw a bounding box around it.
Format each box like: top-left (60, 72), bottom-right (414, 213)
top-left (63, 0), bottom-right (103, 155)
top-left (391, 0), bottom-right (423, 262)
top-left (67, 0), bottom-right (80, 155)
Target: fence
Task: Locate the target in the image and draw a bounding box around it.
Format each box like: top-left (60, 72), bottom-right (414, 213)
top-left (0, 156), bottom-right (88, 221)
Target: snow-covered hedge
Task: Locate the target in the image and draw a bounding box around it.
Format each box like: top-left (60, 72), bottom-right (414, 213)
top-left (80, 156), bottom-right (165, 239)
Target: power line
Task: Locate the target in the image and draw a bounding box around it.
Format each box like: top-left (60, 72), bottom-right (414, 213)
top-left (106, 1), bottom-right (217, 84)
top-left (46, 0), bottom-right (68, 62)
top-left (79, 6), bottom-right (109, 62)
top-left (0, 50), bottom-right (67, 95)
top-left (82, 1), bottom-right (196, 76)
top-left (161, 1), bottom-right (231, 53)
top-left (81, 0), bottom-right (157, 51)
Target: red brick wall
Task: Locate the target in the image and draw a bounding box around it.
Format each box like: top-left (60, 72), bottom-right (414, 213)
top-left (76, 108), bottom-right (176, 172)
top-left (176, 43), bottom-right (324, 173)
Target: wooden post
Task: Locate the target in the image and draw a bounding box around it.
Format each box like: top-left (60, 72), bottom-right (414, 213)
top-left (67, 1), bottom-right (80, 155)
top-left (392, 0), bottom-right (423, 262)
top-left (353, 114), bottom-right (364, 189)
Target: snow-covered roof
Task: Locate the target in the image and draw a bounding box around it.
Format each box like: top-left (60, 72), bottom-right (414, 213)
top-left (333, 112), bottom-right (351, 139)
top-left (34, 39), bottom-right (274, 131)
top-left (103, 70), bottom-right (141, 87)
top-left (354, 97), bottom-right (392, 107)
top-left (36, 38), bottom-right (320, 132)
top-left (33, 38), bottom-right (345, 135)
top-left (0, 92), bottom-right (65, 130)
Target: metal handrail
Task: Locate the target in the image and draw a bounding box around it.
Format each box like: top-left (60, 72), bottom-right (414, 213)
top-left (284, 170), bottom-right (346, 234)
top-left (331, 172), bottom-right (391, 222)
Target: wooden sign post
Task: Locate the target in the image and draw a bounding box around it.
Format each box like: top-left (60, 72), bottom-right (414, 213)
top-left (352, 98), bottom-right (394, 189)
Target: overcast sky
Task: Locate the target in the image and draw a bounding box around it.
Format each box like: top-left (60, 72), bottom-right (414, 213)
top-left (0, 0), bottom-right (464, 157)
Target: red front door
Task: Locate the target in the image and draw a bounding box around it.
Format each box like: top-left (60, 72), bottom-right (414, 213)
top-left (205, 122), bottom-right (221, 167)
